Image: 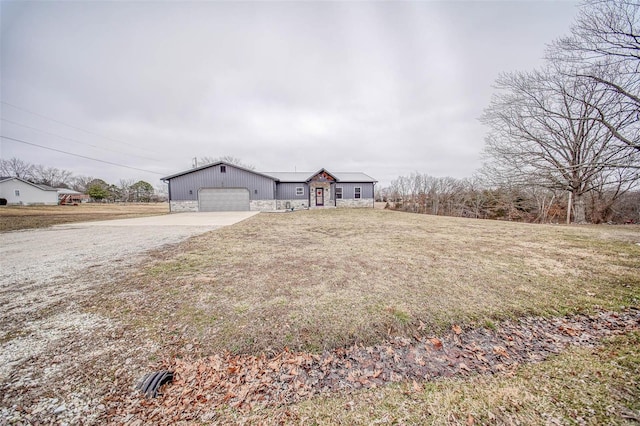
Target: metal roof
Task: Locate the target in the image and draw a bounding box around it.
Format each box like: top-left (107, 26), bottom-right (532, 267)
top-left (57, 188), bottom-right (84, 195)
top-left (162, 162), bottom-right (377, 183)
top-left (263, 171), bottom-right (377, 183)
top-left (160, 161), bottom-right (277, 181)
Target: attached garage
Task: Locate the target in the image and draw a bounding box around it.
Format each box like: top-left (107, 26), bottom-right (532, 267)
top-left (198, 187), bottom-right (250, 212)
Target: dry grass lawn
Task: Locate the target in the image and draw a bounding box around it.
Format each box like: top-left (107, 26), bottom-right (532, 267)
top-left (93, 209), bottom-right (640, 358)
top-left (0, 203), bottom-right (169, 232)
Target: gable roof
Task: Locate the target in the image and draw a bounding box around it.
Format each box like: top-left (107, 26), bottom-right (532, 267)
top-left (264, 171), bottom-right (377, 183)
top-left (306, 168), bottom-right (338, 182)
top-left (161, 162), bottom-right (378, 184)
top-left (161, 161), bottom-right (277, 181)
top-left (0, 176), bottom-right (59, 191)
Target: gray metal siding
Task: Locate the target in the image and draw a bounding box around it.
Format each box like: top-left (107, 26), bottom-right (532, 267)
top-left (168, 164), bottom-right (275, 201)
top-left (276, 182), bottom-right (309, 200)
top-left (335, 182), bottom-right (374, 199)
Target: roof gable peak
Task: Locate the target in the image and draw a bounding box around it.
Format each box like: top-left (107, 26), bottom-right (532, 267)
top-left (306, 168), bottom-right (338, 182)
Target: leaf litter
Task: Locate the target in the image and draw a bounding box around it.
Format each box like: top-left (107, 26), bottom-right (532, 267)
top-left (106, 309), bottom-right (639, 423)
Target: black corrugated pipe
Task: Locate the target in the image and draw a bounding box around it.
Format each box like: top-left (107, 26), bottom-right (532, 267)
top-left (137, 370), bottom-right (174, 398)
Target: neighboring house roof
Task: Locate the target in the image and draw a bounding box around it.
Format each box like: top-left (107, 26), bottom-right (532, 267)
top-left (0, 176), bottom-right (58, 191)
top-left (35, 183), bottom-right (58, 191)
top-left (57, 188), bottom-right (84, 195)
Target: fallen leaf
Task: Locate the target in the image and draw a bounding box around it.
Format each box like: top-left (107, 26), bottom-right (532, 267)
top-left (452, 325), bottom-right (462, 335)
top-left (429, 337), bottom-right (443, 350)
top-left (412, 380), bottom-right (423, 392)
top-left (467, 414), bottom-right (475, 425)
top-left (493, 346), bottom-right (510, 359)
top-left (475, 352), bottom-right (488, 363)
top-left (559, 326), bottom-right (580, 336)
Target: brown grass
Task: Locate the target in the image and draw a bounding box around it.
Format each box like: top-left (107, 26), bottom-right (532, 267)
top-left (0, 203), bottom-right (169, 232)
top-left (92, 209), bottom-right (640, 357)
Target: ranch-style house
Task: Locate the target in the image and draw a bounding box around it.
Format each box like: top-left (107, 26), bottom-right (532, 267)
top-left (161, 162), bottom-right (377, 212)
top-left (0, 176), bottom-right (59, 205)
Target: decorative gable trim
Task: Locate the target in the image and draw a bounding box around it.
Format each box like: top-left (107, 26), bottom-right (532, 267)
top-left (306, 169), bottom-right (338, 183)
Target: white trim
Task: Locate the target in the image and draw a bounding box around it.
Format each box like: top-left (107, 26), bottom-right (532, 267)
top-left (295, 186), bottom-right (304, 196)
top-left (335, 186), bottom-right (343, 199)
top-left (354, 187), bottom-right (362, 199)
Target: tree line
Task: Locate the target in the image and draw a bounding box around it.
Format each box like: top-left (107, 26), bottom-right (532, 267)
top-left (380, 1), bottom-right (639, 224)
top-left (378, 172), bottom-right (639, 224)
top-left (0, 157), bottom-right (164, 202)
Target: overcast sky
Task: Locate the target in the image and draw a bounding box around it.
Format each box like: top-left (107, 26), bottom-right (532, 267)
top-left (1, 0), bottom-right (580, 187)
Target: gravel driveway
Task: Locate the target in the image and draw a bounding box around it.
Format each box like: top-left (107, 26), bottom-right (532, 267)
top-left (0, 211), bottom-right (258, 423)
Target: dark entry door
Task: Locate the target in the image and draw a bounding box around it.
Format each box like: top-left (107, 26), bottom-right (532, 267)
top-left (315, 188), bottom-right (324, 206)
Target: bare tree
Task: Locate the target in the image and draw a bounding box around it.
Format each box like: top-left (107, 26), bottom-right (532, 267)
top-left (481, 67), bottom-right (638, 223)
top-left (118, 178), bottom-right (135, 202)
top-left (33, 164), bottom-right (73, 187)
top-left (70, 175), bottom-right (95, 193)
top-left (587, 159), bottom-right (640, 222)
top-left (0, 157), bottom-right (35, 180)
top-left (197, 156), bottom-right (256, 170)
top-left (549, 0), bottom-right (640, 151)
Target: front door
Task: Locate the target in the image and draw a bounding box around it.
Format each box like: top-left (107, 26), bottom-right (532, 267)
top-left (315, 188), bottom-right (324, 206)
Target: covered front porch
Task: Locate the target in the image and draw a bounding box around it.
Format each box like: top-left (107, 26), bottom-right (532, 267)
top-left (308, 170), bottom-right (336, 209)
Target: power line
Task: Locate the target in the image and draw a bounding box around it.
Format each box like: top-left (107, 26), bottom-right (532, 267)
top-left (0, 101), bottom-right (163, 161)
top-left (1, 135), bottom-right (166, 175)
top-left (1, 118), bottom-right (162, 163)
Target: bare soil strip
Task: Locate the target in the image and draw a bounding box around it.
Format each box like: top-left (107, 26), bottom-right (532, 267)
top-left (106, 309), bottom-right (639, 424)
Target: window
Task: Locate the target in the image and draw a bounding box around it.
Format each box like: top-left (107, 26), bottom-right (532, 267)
top-left (189, 190), bottom-right (193, 195)
top-left (295, 187), bottom-right (304, 196)
top-left (14, 189), bottom-right (20, 197)
top-left (335, 187), bottom-right (343, 199)
top-left (220, 165), bottom-right (226, 173)
top-left (354, 187), bottom-right (361, 199)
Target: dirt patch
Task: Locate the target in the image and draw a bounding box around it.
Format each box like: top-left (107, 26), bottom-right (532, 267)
top-left (0, 203), bottom-right (168, 232)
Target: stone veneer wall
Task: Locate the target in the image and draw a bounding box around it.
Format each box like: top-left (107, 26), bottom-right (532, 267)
top-left (171, 197), bottom-right (372, 211)
top-left (170, 200), bottom-right (199, 212)
top-left (336, 198), bottom-right (374, 208)
top-left (309, 181), bottom-right (332, 208)
top-left (276, 199), bottom-right (308, 210)
top-left (171, 199), bottom-right (277, 212)
top-left (250, 200), bottom-right (277, 211)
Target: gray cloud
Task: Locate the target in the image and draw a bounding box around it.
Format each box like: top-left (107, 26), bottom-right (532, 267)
top-left (1, 1), bottom-right (578, 186)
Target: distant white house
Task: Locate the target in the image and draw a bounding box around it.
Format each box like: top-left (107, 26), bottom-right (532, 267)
top-left (0, 176), bottom-right (59, 205)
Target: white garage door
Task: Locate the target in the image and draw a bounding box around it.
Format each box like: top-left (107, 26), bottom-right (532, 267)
top-left (198, 188), bottom-right (250, 212)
